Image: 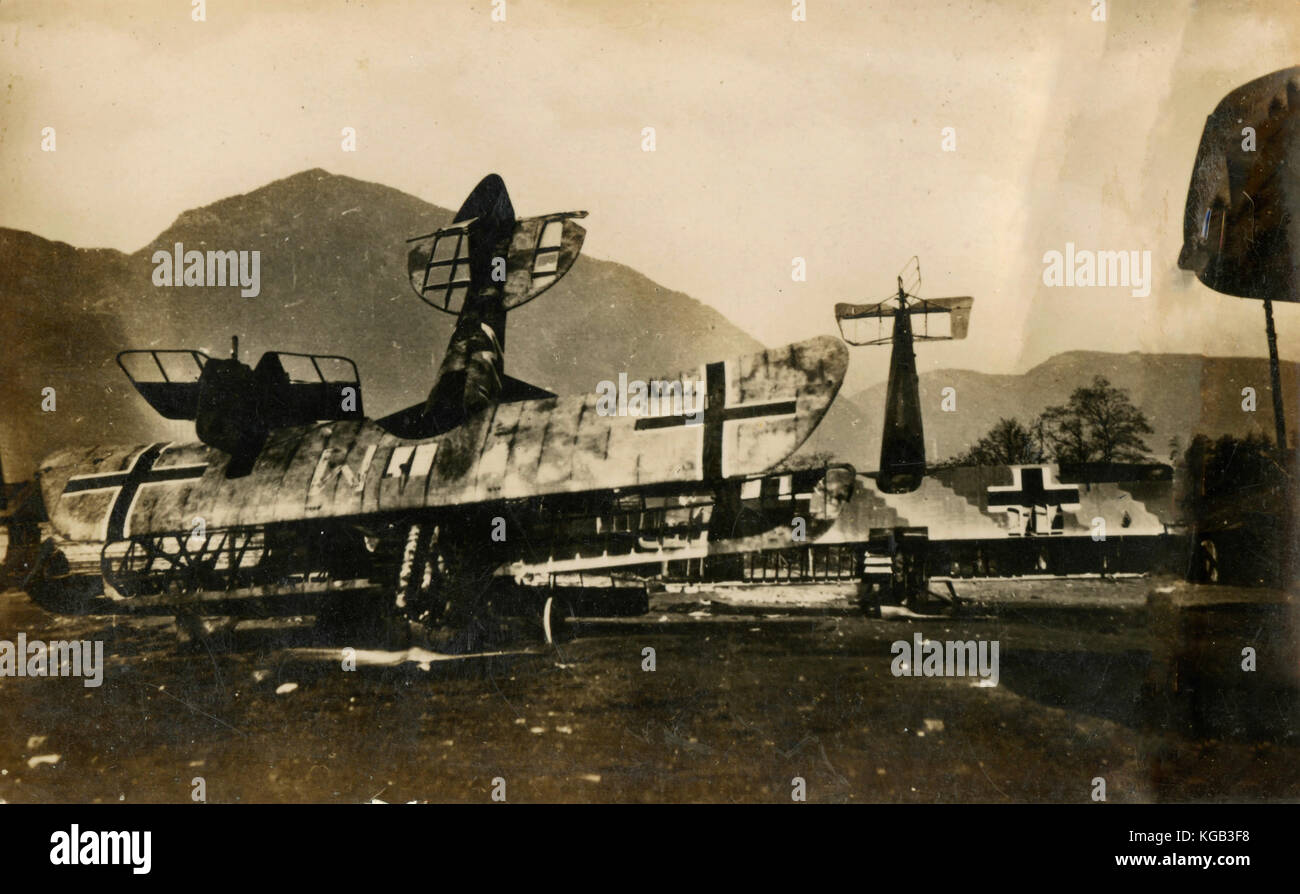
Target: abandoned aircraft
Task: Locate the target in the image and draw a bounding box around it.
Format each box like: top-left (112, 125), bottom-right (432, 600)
top-left (9, 174), bottom-right (848, 641)
top-left (502, 258), bottom-right (1181, 610)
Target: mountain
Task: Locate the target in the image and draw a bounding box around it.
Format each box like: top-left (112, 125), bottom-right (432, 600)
top-left (0, 229), bottom-right (147, 480)
top-left (842, 351), bottom-right (1300, 465)
top-left (4, 169), bottom-right (1291, 482)
top-left (0, 169), bottom-right (867, 477)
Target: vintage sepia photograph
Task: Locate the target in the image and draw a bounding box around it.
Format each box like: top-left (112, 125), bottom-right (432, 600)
top-left (0, 0), bottom-right (1296, 841)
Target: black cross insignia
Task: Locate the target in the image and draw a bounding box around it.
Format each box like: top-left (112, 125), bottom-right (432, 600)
top-left (62, 442), bottom-right (207, 541)
top-left (987, 467), bottom-right (1081, 534)
top-left (634, 361), bottom-right (797, 479)
top-left (986, 467), bottom-right (1081, 510)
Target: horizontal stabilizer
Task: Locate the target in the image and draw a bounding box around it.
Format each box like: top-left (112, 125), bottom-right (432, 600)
top-left (502, 213), bottom-right (587, 310)
top-left (407, 211), bottom-right (587, 315)
top-left (918, 296), bottom-right (973, 339)
top-left (499, 374), bottom-right (556, 403)
top-left (835, 299), bottom-right (895, 321)
top-left (835, 296), bottom-right (973, 345)
top-left (406, 220), bottom-right (473, 313)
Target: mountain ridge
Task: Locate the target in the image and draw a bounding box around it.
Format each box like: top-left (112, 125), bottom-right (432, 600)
top-left (2, 169), bottom-right (1293, 480)
top-left (844, 349), bottom-right (1299, 466)
top-left (2, 169), bottom-right (863, 477)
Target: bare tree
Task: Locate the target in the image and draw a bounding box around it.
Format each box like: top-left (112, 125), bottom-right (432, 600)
top-left (1039, 376), bottom-right (1152, 463)
top-left (946, 379), bottom-right (1153, 467)
top-left (950, 417), bottom-right (1046, 466)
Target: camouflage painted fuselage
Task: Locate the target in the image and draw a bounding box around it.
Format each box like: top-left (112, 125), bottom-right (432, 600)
top-left (37, 336), bottom-right (848, 546)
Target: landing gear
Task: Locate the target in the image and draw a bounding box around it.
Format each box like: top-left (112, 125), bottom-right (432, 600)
top-left (389, 522), bottom-right (498, 650)
top-left (395, 523), bottom-right (453, 629)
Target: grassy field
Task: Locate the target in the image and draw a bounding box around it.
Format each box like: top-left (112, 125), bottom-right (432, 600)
top-left (0, 576), bottom-right (1295, 803)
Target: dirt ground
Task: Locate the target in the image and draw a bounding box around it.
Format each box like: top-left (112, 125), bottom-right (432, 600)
top-left (0, 576), bottom-right (1296, 803)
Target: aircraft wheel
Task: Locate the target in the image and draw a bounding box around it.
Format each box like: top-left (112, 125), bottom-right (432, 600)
top-left (540, 593), bottom-right (575, 645)
top-left (542, 595), bottom-right (557, 645)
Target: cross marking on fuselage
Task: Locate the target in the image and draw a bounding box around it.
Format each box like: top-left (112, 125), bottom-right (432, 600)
top-left (62, 443), bottom-right (207, 541)
top-left (986, 467), bottom-right (1081, 509)
top-left (986, 466), bottom-right (1081, 535)
top-left (634, 361), bottom-right (797, 479)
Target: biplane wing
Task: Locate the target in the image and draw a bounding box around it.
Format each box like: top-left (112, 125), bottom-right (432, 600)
top-left (40, 336), bottom-right (848, 540)
top-left (917, 296), bottom-right (973, 339)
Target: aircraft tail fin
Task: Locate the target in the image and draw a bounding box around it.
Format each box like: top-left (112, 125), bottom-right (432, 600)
top-left (878, 306), bottom-right (926, 493)
top-left (835, 260), bottom-right (975, 493)
top-left (405, 180), bottom-right (587, 316)
top-left (403, 175), bottom-right (586, 435)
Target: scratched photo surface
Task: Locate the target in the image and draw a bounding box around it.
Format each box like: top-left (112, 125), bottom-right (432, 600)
top-left (0, 0), bottom-right (1297, 804)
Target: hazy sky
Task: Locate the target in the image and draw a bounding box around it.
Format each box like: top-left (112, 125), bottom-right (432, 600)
top-left (2, 0), bottom-right (1298, 393)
